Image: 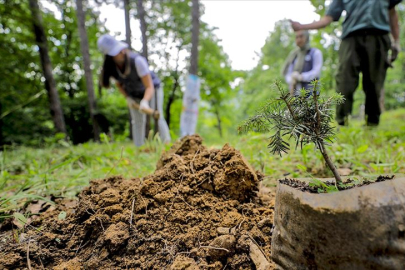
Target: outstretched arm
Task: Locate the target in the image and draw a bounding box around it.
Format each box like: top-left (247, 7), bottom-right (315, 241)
top-left (389, 7), bottom-right (400, 43)
top-left (290, 16), bottom-right (333, 31)
top-left (140, 74), bottom-right (155, 102)
top-left (389, 7), bottom-right (401, 63)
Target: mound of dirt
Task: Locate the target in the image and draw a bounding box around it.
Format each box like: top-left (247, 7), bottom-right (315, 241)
top-left (0, 135), bottom-right (275, 269)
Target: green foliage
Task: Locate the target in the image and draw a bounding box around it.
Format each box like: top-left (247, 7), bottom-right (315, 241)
top-left (0, 138), bottom-right (167, 215)
top-left (239, 80), bottom-right (346, 184)
top-left (239, 20), bottom-right (296, 117)
top-left (0, 0), bottom-right (107, 146)
top-left (239, 81), bottom-right (344, 155)
top-left (1, 109), bottom-right (405, 217)
top-left (197, 23), bottom-right (236, 138)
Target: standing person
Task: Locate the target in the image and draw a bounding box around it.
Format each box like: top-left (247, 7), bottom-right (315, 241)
top-left (290, 0), bottom-right (402, 126)
top-left (97, 34), bottom-right (171, 146)
top-left (282, 30), bottom-right (323, 96)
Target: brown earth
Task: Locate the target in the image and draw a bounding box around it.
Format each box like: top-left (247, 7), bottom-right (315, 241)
top-left (0, 135), bottom-right (275, 269)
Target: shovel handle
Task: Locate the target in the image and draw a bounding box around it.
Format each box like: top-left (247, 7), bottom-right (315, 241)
top-left (130, 102), bottom-right (160, 120)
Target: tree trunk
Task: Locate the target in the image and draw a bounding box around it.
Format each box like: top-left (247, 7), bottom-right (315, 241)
top-left (136, 0), bottom-right (152, 136)
top-left (0, 101), bottom-right (3, 147)
top-left (137, 0), bottom-right (148, 60)
top-left (75, 0), bottom-right (100, 142)
top-left (124, 0), bottom-right (132, 49)
top-left (165, 74), bottom-right (180, 128)
top-left (190, 0), bottom-right (200, 75)
top-left (29, 0), bottom-right (67, 135)
top-left (214, 104), bottom-right (223, 138)
top-left (124, 0), bottom-right (134, 141)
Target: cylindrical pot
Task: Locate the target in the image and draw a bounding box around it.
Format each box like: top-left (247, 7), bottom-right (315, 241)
top-left (271, 177), bottom-right (405, 270)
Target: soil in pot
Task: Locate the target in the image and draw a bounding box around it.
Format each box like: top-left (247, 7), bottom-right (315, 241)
top-left (272, 176), bottom-right (405, 270)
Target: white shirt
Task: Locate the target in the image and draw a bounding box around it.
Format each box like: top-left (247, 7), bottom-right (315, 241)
top-left (134, 55), bottom-right (150, 78)
top-left (285, 48), bottom-right (323, 85)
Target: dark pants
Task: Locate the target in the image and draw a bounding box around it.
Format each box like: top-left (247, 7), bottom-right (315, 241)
top-left (336, 33), bottom-right (390, 125)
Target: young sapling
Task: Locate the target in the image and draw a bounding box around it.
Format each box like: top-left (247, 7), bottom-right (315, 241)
top-left (238, 81), bottom-right (345, 186)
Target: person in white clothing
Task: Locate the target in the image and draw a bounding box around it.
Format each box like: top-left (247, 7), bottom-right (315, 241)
top-left (97, 34), bottom-right (171, 146)
top-left (282, 30), bottom-right (323, 96)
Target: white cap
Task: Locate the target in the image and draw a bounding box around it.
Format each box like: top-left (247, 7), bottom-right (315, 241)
top-left (97, 34), bottom-right (128, 56)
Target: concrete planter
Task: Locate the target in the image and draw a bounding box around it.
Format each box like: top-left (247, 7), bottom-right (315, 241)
top-left (271, 177), bottom-right (405, 270)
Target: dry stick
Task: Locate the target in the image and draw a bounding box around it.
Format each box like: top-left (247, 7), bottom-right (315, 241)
top-left (199, 245), bottom-right (230, 253)
top-left (38, 256), bottom-right (45, 270)
top-left (248, 238), bottom-right (270, 270)
top-left (195, 177), bottom-right (208, 187)
top-left (247, 233), bottom-right (270, 263)
top-left (97, 217), bottom-right (105, 231)
top-left (179, 196), bottom-right (195, 211)
top-left (237, 209), bottom-right (247, 231)
top-left (190, 147), bottom-right (201, 174)
top-left (27, 240), bottom-right (32, 270)
top-left (129, 197), bottom-right (136, 228)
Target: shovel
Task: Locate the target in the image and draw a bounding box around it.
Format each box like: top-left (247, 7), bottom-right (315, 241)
top-left (130, 101), bottom-right (160, 120)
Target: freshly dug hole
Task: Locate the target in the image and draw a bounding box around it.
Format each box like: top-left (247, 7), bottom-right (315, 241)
top-left (0, 135), bottom-right (275, 269)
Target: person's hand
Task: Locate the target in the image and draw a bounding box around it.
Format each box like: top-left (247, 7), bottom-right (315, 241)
top-left (390, 40), bottom-right (401, 63)
top-left (291, 71), bottom-right (303, 82)
top-left (290, 20), bottom-right (302, 31)
top-left (126, 96), bottom-right (137, 108)
top-left (139, 99), bottom-right (150, 112)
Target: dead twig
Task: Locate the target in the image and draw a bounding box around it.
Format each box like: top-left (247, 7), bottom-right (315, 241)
top-left (74, 240), bottom-right (90, 257)
top-left (27, 239), bottom-right (32, 270)
top-left (247, 233), bottom-right (270, 263)
top-left (195, 176), bottom-right (209, 187)
top-left (129, 197), bottom-right (136, 229)
top-left (190, 148), bottom-right (201, 174)
top-left (199, 245), bottom-right (230, 253)
top-left (238, 209), bottom-right (247, 231)
top-left (179, 196), bottom-right (195, 211)
top-left (97, 217), bottom-right (105, 231)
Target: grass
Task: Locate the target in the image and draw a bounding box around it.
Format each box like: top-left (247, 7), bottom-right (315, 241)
top-left (1, 109), bottom-right (405, 218)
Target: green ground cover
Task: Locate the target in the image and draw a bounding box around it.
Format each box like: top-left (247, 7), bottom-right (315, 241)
top-left (1, 109), bottom-right (404, 218)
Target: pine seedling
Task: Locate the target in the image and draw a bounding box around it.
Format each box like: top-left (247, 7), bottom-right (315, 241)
top-left (238, 81), bottom-right (345, 185)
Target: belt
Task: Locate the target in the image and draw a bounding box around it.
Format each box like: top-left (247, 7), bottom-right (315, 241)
top-left (347, 28), bottom-right (389, 38)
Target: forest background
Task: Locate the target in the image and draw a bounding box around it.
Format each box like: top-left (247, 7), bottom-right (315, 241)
top-left (1, 0), bottom-right (404, 146)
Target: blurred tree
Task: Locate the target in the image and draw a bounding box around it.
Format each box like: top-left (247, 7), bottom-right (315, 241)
top-left (240, 20), bottom-right (295, 118)
top-left (190, 0), bottom-right (199, 76)
top-left (179, 0), bottom-right (200, 137)
top-left (137, 0), bottom-right (148, 59)
top-left (29, 0), bottom-right (67, 135)
top-left (124, 0), bottom-right (132, 49)
top-left (75, 0), bottom-right (101, 141)
top-left (136, 0), bottom-right (154, 135)
top-left (145, 0), bottom-right (192, 130)
top-left (198, 24), bottom-right (234, 137)
top-left (0, 0), bottom-right (63, 146)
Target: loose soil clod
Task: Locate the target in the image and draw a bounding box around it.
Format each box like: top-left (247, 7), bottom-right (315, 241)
top-left (0, 135), bottom-right (275, 269)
